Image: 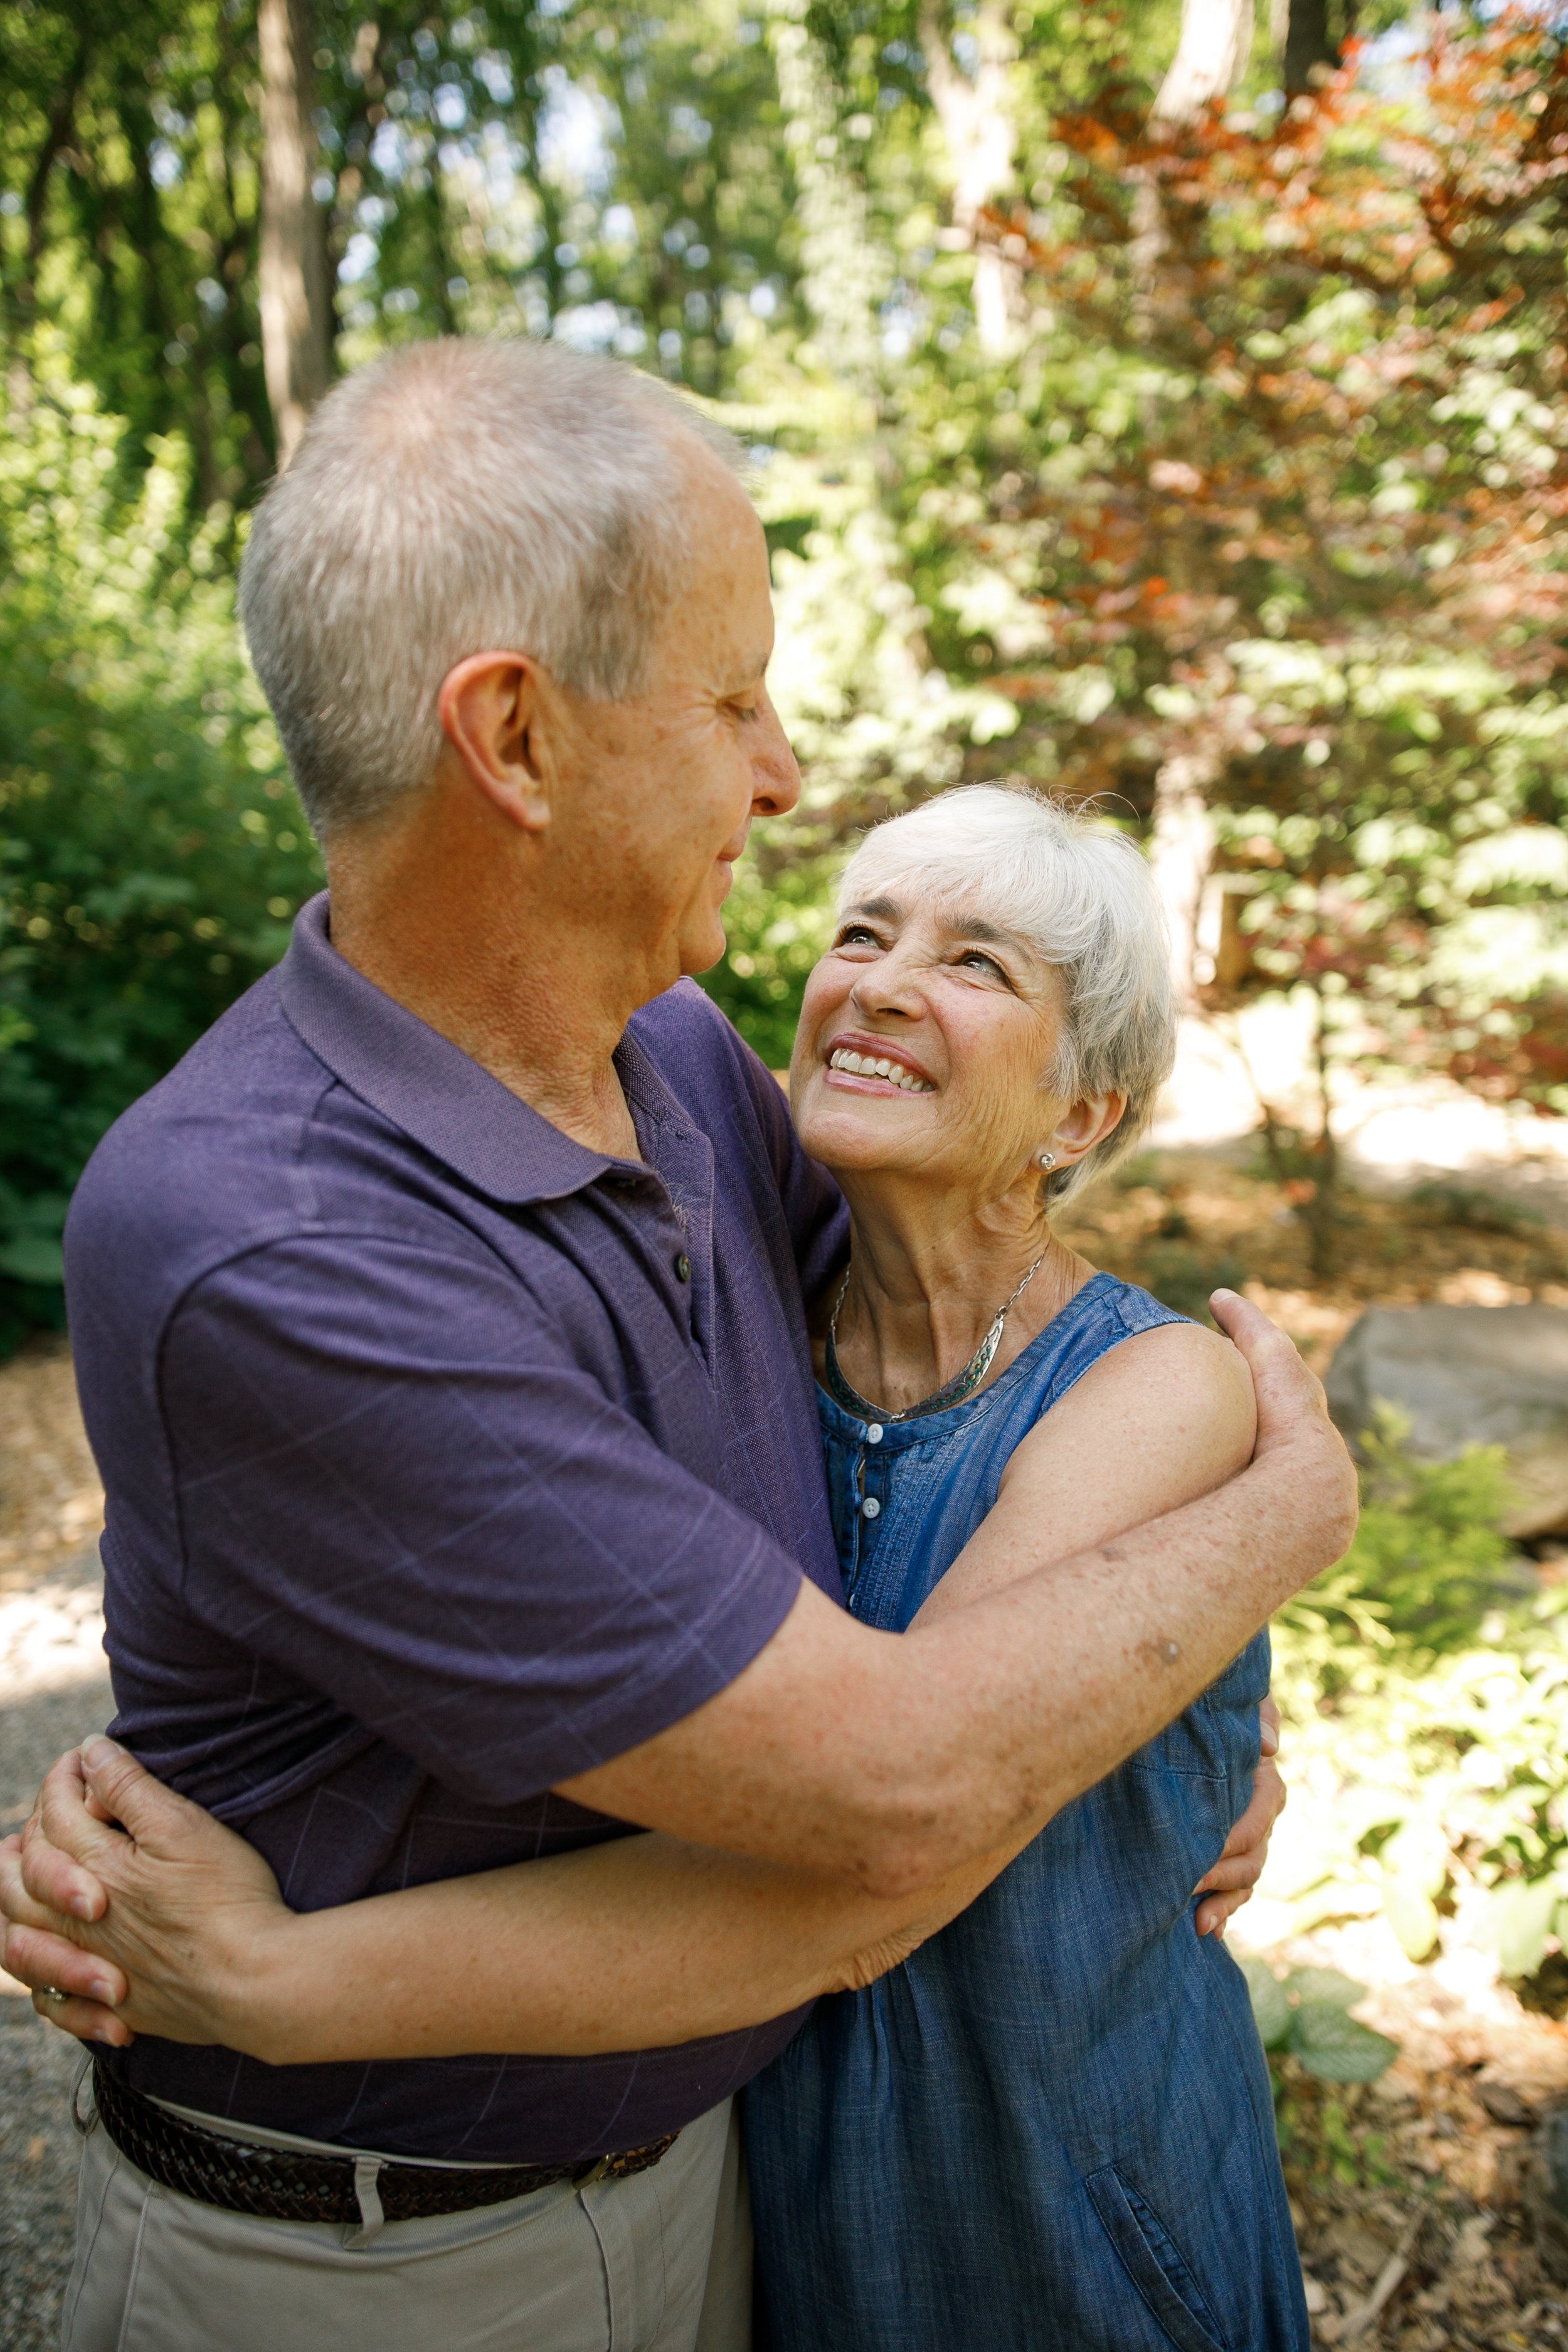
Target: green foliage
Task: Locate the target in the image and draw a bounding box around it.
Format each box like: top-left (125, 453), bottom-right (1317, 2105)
top-left (1261, 1423), bottom-right (1568, 1990)
top-left (0, 372), bottom-right (320, 1350)
top-left (1271, 2074), bottom-right (1400, 2191)
top-left (1240, 1957), bottom-right (1399, 2085)
top-left (0, 0), bottom-right (807, 510)
top-left (12, 1), bottom-right (1568, 1345)
top-left (1274, 1411), bottom-right (1518, 1689)
top-left (1241, 1957), bottom-right (1399, 2186)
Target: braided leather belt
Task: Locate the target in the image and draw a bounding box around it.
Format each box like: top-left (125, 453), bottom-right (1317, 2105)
top-left (92, 2061), bottom-right (679, 2225)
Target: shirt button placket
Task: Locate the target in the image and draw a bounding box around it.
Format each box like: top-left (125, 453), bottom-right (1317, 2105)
top-left (861, 1423), bottom-right (884, 1523)
top-left (857, 1420), bottom-right (886, 1616)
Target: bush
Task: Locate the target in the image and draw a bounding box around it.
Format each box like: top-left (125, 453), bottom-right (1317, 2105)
top-left (1239, 1959), bottom-right (1397, 2086)
top-left (0, 377), bottom-right (321, 1352)
top-left (1263, 1426), bottom-right (1568, 1982)
top-left (1276, 1413), bottom-right (1520, 1690)
top-left (1238, 1959), bottom-right (1399, 2179)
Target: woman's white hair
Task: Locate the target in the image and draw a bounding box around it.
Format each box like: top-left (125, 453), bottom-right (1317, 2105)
top-left (240, 337), bottom-right (743, 837)
top-left (837, 784), bottom-right (1177, 1204)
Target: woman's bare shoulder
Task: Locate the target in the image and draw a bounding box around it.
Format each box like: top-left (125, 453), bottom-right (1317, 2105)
top-left (1000, 1314), bottom-right (1257, 1498)
top-left (1114, 1314), bottom-right (1257, 1411)
top-left (920, 1316), bottom-right (1259, 1621)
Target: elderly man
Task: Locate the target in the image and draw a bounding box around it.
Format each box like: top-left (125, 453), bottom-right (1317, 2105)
top-left (4, 339), bottom-right (1353, 2352)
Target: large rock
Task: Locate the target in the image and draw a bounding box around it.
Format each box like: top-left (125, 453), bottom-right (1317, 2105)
top-left (1325, 1303), bottom-right (1568, 1537)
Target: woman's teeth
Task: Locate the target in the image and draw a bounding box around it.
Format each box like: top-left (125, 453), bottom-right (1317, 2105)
top-left (827, 1047), bottom-right (934, 1093)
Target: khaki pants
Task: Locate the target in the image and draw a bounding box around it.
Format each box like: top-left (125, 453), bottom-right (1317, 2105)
top-left (61, 2092), bottom-right (751, 2352)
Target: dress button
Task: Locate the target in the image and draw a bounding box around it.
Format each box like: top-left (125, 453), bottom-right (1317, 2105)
top-left (865, 1424), bottom-right (884, 1444)
top-left (674, 1253), bottom-right (692, 1282)
top-left (861, 1496), bottom-right (881, 1520)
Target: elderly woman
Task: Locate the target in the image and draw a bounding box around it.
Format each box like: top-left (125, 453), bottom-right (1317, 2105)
top-left (744, 787), bottom-right (1306, 2350)
top-left (4, 788), bottom-right (1305, 2351)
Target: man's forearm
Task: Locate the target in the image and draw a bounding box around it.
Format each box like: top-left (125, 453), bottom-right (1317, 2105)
top-left (885, 1437), bottom-right (1332, 1877)
top-left (561, 1409), bottom-right (1352, 1899)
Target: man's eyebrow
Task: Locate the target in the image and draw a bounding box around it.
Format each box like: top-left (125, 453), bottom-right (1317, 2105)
top-left (724, 645), bottom-right (772, 691)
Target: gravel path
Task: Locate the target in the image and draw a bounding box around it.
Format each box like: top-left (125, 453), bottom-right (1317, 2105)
top-left (0, 1336), bottom-right (112, 2351)
top-left (0, 1547), bottom-right (112, 2351)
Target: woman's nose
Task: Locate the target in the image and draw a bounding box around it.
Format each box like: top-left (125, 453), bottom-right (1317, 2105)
top-left (850, 958), bottom-right (923, 1019)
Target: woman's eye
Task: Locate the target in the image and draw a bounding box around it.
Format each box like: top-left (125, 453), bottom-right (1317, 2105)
top-left (835, 924), bottom-right (881, 948)
top-left (956, 950), bottom-right (1005, 979)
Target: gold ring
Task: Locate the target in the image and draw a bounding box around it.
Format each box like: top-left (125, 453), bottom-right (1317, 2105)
top-left (37, 1985), bottom-right (68, 2004)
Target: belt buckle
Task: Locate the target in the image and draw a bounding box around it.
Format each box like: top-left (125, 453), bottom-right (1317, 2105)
top-left (578, 2154), bottom-right (613, 2187)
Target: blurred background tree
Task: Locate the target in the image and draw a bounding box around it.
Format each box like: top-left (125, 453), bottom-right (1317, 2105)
top-left (6, 0), bottom-right (1568, 1337)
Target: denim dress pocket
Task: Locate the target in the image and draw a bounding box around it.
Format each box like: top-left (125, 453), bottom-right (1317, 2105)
top-left (1085, 2166), bottom-right (1232, 2352)
top-left (1130, 1629), bottom-right (1271, 1784)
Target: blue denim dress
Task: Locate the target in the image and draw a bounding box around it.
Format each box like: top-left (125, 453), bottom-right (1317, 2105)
top-left (744, 1272), bottom-right (1309, 2352)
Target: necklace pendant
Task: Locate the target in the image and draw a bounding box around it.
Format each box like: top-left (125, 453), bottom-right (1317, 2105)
top-left (824, 1250), bottom-right (1047, 1425)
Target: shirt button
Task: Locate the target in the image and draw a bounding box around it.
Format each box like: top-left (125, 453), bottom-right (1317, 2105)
top-left (865, 1424), bottom-right (883, 1444)
top-left (861, 1496), bottom-right (881, 1520)
top-left (674, 1252), bottom-right (692, 1283)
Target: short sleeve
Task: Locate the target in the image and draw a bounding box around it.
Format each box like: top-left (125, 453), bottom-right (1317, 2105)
top-left (158, 1236), bottom-right (804, 1806)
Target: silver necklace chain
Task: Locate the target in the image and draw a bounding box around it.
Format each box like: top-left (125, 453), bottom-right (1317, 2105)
top-left (824, 1251), bottom-right (1047, 1424)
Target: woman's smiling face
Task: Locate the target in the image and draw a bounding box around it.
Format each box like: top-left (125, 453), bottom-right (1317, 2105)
top-left (790, 888), bottom-right (1089, 1197)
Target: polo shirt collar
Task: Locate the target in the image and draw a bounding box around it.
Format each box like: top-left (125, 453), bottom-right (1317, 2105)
top-left (278, 892), bottom-right (618, 1207)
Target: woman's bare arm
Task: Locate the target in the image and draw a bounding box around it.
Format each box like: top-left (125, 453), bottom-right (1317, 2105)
top-left (913, 1321), bottom-right (1257, 1628)
top-left (0, 1744), bottom-right (1024, 2064)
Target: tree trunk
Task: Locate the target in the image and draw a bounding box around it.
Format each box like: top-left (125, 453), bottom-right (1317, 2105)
top-left (918, 1), bottom-right (1019, 358)
top-left (1153, 0), bottom-right (1253, 120)
top-left (1284, 0), bottom-right (1338, 95)
top-left (1298, 987), bottom-right (1340, 1279)
top-left (1138, 7), bottom-right (1252, 998)
top-left (1147, 751), bottom-right (1218, 1007)
top-left (1132, 0), bottom-right (1251, 412)
top-left (20, 33), bottom-right (90, 313)
top-left (258, 0), bottom-right (331, 469)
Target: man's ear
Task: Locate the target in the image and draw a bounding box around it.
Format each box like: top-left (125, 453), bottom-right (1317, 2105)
top-left (437, 652), bottom-right (554, 834)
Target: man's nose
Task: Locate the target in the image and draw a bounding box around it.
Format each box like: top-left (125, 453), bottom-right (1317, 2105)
top-left (749, 686), bottom-right (801, 818)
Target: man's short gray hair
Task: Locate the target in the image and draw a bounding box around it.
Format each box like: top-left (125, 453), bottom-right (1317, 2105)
top-left (837, 785), bottom-right (1177, 1204)
top-left (239, 337), bottom-right (743, 835)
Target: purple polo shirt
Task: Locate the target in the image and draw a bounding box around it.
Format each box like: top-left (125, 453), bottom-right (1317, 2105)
top-left (65, 894), bottom-right (848, 2163)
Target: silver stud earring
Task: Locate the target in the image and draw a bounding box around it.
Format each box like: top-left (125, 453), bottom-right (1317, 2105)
top-left (1037, 1150), bottom-right (1057, 1170)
